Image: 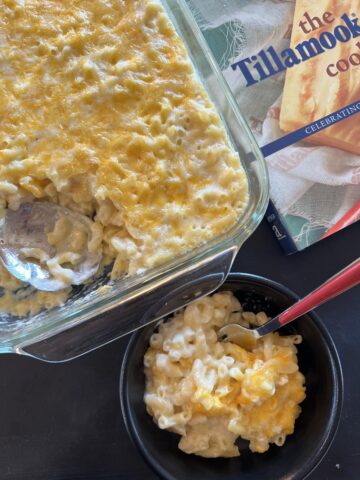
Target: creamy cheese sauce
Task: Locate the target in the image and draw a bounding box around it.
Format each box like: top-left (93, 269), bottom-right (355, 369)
top-left (144, 292), bottom-right (306, 458)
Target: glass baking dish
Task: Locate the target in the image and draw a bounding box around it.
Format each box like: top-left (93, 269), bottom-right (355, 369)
top-left (0, 0), bottom-right (269, 362)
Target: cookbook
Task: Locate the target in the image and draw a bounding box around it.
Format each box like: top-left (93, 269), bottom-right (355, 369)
top-left (188, 0), bottom-right (360, 253)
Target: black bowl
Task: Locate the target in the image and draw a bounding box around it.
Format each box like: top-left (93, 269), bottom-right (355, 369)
top-left (120, 273), bottom-right (343, 480)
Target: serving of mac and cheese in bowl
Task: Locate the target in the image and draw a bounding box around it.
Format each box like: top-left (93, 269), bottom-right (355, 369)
top-left (0, 0), bottom-right (268, 360)
top-left (143, 291), bottom-right (306, 458)
top-left (120, 274), bottom-right (343, 480)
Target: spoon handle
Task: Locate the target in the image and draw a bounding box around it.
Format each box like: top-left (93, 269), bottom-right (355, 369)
top-left (278, 257), bottom-right (360, 326)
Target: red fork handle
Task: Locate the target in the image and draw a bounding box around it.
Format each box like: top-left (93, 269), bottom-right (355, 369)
top-left (279, 257), bottom-right (360, 326)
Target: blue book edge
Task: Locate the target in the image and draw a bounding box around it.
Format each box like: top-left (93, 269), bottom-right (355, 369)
top-left (265, 199), bottom-right (299, 255)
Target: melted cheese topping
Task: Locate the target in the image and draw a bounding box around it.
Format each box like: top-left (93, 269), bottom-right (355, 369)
top-left (144, 292), bottom-right (306, 458)
top-left (0, 0), bottom-right (248, 316)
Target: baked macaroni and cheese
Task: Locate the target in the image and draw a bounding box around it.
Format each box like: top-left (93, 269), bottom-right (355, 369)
top-left (144, 292), bottom-right (306, 458)
top-left (0, 0), bottom-right (248, 316)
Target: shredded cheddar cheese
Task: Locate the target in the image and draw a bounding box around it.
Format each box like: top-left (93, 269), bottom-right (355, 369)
top-left (0, 0), bottom-right (248, 316)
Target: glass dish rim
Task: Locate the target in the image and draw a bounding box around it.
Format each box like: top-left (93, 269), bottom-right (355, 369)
top-left (0, 0), bottom-right (270, 351)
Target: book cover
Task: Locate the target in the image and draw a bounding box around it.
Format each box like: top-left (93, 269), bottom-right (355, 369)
top-left (187, 0), bottom-right (360, 253)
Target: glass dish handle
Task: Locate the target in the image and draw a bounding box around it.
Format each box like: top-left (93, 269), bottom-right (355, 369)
top-left (18, 246), bottom-right (238, 362)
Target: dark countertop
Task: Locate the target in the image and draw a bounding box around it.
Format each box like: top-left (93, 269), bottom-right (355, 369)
top-left (0, 220), bottom-right (359, 480)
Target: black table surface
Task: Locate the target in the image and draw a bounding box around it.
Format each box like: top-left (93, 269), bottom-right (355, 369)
top-left (0, 220), bottom-right (359, 480)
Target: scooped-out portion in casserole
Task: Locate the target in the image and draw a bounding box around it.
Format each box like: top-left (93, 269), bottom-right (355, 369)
top-left (0, 0), bottom-right (248, 316)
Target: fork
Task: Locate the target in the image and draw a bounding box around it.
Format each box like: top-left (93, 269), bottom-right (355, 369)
top-left (218, 257), bottom-right (360, 350)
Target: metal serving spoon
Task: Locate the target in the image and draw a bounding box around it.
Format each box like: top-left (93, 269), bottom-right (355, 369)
top-left (0, 202), bottom-right (102, 292)
top-left (218, 258), bottom-right (360, 350)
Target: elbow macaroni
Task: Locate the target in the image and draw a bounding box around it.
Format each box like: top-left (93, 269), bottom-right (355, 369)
top-left (0, 0), bottom-right (248, 316)
top-left (144, 292), bottom-right (306, 458)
